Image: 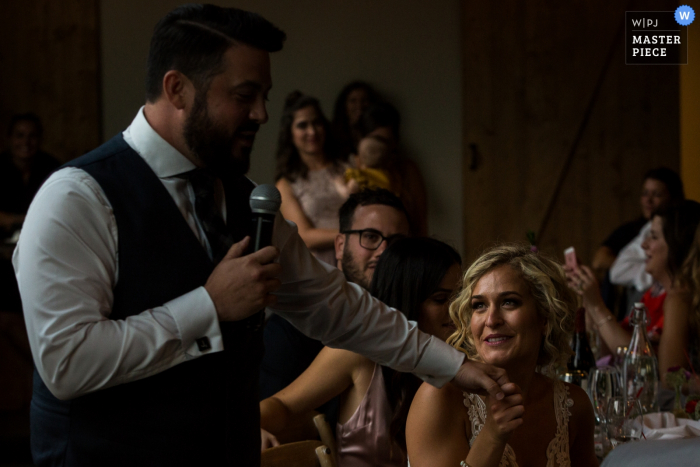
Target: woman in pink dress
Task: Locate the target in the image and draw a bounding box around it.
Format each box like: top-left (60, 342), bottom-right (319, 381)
top-left (274, 91), bottom-right (348, 266)
top-left (260, 237), bottom-right (462, 466)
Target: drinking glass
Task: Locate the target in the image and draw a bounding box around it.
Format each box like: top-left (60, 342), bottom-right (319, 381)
top-left (589, 366), bottom-right (622, 423)
top-left (606, 396), bottom-right (644, 448)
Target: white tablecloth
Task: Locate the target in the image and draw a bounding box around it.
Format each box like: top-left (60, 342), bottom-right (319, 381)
top-left (601, 413), bottom-right (700, 467)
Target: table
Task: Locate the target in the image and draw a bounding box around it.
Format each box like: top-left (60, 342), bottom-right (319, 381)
top-left (601, 438), bottom-right (700, 467)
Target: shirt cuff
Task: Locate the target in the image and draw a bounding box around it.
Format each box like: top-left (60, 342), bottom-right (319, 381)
top-left (165, 287), bottom-right (223, 358)
top-left (413, 338), bottom-right (465, 388)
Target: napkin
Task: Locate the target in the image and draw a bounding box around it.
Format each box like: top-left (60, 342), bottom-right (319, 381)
top-left (632, 412), bottom-right (700, 440)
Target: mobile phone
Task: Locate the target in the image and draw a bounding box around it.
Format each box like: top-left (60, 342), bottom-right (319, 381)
top-left (564, 247), bottom-right (578, 269)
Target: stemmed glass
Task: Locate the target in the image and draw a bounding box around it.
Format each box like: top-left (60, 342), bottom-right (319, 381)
top-left (588, 366), bottom-right (622, 423)
top-left (606, 396), bottom-right (644, 448)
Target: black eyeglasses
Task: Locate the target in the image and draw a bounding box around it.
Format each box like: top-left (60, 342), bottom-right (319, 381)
top-left (342, 229), bottom-right (406, 251)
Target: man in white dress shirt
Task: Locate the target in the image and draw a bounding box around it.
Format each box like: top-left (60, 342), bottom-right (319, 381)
top-left (13, 5), bottom-right (512, 466)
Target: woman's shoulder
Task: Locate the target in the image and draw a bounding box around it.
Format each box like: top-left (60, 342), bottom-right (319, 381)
top-left (317, 346), bottom-right (374, 369)
top-left (407, 382), bottom-right (470, 446)
top-left (665, 287), bottom-right (692, 307)
top-left (538, 376), bottom-right (592, 418)
top-left (412, 381), bottom-right (468, 417)
top-left (558, 380), bottom-right (595, 437)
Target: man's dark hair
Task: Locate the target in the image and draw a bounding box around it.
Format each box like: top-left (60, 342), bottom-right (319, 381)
top-left (145, 4), bottom-right (286, 101)
top-left (8, 113), bottom-right (43, 138)
top-left (338, 189), bottom-right (408, 232)
top-left (644, 166), bottom-right (684, 204)
top-left (356, 102), bottom-right (401, 140)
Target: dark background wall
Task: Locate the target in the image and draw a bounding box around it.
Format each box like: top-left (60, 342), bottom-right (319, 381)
top-left (0, 0), bottom-right (101, 163)
top-left (0, 0), bottom-right (694, 261)
top-left (461, 0), bottom-right (681, 263)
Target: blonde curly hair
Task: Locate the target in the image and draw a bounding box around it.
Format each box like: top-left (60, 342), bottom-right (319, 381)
top-left (447, 244), bottom-right (577, 374)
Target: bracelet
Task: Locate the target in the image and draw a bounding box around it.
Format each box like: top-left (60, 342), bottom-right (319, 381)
top-left (460, 462), bottom-right (471, 467)
top-left (596, 315), bottom-right (614, 328)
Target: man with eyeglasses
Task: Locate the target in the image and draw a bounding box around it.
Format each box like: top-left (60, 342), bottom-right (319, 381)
top-left (259, 189), bottom-right (410, 416)
top-left (335, 189), bottom-right (410, 290)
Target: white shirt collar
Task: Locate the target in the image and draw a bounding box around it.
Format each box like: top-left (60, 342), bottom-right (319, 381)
top-left (122, 106), bottom-right (196, 178)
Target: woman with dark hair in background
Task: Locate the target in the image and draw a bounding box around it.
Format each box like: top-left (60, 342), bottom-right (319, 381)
top-left (260, 237), bottom-right (462, 466)
top-left (331, 81), bottom-right (379, 159)
top-left (275, 91), bottom-right (348, 265)
top-left (594, 167), bottom-right (684, 308)
top-left (567, 200), bottom-right (700, 389)
top-left (356, 103), bottom-right (428, 236)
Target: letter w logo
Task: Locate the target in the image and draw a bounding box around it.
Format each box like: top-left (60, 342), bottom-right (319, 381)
top-left (680, 11), bottom-right (691, 20)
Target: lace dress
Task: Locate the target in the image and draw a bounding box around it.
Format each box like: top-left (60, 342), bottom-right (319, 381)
top-left (463, 379), bottom-right (573, 467)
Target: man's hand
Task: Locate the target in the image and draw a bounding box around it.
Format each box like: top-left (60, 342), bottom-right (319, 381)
top-left (204, 237), bottom-right (282, 322)
top-left (451, 358), bottom-right (514, 401)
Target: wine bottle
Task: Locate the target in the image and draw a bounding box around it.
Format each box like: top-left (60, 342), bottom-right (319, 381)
top-left (568, 307), bottom-right (596, 391)
top-left (623, 302), bottom-right (659, 413)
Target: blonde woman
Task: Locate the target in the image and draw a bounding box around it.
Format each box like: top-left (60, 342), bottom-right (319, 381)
top-left (407, 244), bottom-right (597, 467)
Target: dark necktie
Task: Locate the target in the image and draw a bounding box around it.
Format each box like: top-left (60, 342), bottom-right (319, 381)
top-left (189, 169), bottom-right (233, 264)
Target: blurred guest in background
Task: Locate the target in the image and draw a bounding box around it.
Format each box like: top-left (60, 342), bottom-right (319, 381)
top-left (593, 167), bottom-right (684, 311)
top-left (0, 113), bottom-right (60, 239)
top-left (0, 112), bottom-right (57, 463)
top-left (567, 200), bottom-right (700, 388)
top-left (675, 219), bottom-right (700, 391)
top-left (261, 237), bottom-right (462, 466)
top-left (356, 103), bottom-right (428, 235)
top-left (0, 113), bottom-right (59, 313)
top-left (331, 81), bottom-right (379, 160)
top-left (275, 91), bottom-right (348, 265)
top-left (341, 135), bottom-right (395, 196)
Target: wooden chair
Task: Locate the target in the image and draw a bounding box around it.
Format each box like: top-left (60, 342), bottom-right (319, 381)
top-left (274, 409), bottom-right (321, 445)
top-left (312, 413), bottom-right (336, 458)
top-left (261, 440), bottom-right (335, 467)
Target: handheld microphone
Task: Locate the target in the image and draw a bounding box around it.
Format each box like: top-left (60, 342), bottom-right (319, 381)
top-left (249, 184), bottom-right (282, 252)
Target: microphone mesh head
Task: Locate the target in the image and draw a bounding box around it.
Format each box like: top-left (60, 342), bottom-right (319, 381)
top-left (250, 184), bottom-right (282, 214)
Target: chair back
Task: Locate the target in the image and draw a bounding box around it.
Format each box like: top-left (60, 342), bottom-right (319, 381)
top-left (313, 413), bottom-right (337, 457)
top-left (261, 440), bottom-right (335, 467)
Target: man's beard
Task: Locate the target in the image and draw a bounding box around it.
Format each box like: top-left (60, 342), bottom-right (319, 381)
top-left (341, 247), bottom-right (371, 290)
top-left (183, 91), bottom-right (257, 178)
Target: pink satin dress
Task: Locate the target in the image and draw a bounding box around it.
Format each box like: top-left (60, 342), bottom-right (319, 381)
top-left (335, 363), bottom-right (407, 467)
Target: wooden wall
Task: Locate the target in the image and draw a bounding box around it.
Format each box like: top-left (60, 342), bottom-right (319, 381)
top-left (0, 0), bottom-right (101, 162)
top-left (681, 0), bottom-right (700, 202)
top-left (461, 0), bottom-right (679, 264)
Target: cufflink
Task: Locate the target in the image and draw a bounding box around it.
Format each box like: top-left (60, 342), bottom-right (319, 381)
top-left (196, 337), bottom-right (211, 352)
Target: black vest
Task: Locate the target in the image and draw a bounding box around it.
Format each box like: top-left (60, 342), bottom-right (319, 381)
top-left (30, 134), bottom-right (263, 466)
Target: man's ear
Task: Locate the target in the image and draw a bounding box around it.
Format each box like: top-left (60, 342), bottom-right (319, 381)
top-left (161, 70), bottom-right (194, 110)
top-left (335, 234), bottom-right (345, 266)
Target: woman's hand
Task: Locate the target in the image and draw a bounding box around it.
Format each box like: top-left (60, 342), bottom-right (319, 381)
top-left (565, 265), bottom-right (606, 311)
top-left (260, 428), bottom-right (280, 451)
top-left (481, 385), bottom-right (524, 443)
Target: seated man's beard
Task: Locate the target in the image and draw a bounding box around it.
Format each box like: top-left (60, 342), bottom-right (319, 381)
top-left (183, 95), bottom-right (253, 178)
top-left (341, 248), bottom-right (371, 290)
